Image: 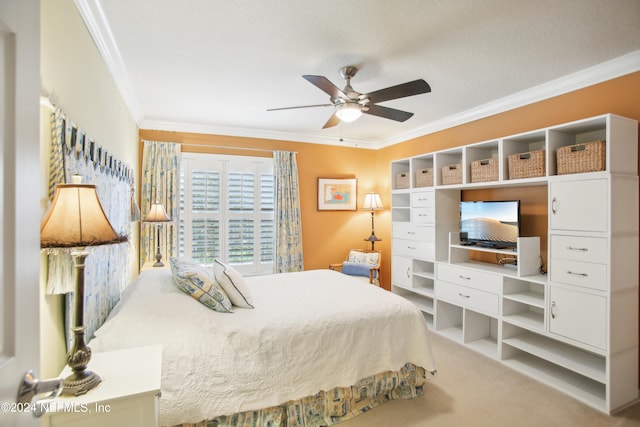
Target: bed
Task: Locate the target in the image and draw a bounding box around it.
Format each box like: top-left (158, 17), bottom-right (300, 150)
top-left (89, 265), bottom-right (436, 426)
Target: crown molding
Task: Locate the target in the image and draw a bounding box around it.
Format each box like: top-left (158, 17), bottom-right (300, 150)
top-left (139, 119), bottom-right (379, 149)
top-left (74, 0), bottom-right (144, 123)
top-left (379, 50), bottom-right (640, 149)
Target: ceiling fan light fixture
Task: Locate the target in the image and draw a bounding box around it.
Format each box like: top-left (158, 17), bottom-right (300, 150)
top-left (335, 103), bottom-right (362, 123)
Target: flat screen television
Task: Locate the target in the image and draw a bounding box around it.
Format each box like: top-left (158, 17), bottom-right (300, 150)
top-left (459, 200), bottom-right (520, 248)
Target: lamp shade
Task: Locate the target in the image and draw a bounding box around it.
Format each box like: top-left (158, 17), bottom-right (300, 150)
top-left (362, 193), bottom-right (384, 210)
top-left (145, 202), bottom-right (171, 222)
top-left (335, 103), bottom-right (362, 123)
top-left (41, 184), bottom-right (121, 248)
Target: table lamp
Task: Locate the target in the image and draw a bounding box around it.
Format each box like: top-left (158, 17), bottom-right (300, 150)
top-left (145, 201), bottom-right (171, 267)
top-left (363, 192), bottom-right (383, 250)
top-left (40, 181), bottom-right (125, 396)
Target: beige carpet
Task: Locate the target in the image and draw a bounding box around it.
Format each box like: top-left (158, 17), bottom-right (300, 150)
top-left (339, 333), bottom-right (640, 427)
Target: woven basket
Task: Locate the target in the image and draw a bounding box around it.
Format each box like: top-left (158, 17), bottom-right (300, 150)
top-left (442, 164), bottom-right (462, 185)
top-left (557, 140), bottom-right (606, 175)
top-left (395, 172), bottom-right (410, 189)
top-left (471, 158), bottom-right (498, 183)
top-left (508, 150), bottom-right (545, 180)
top-left (415, 168), bottom-right (433, 187)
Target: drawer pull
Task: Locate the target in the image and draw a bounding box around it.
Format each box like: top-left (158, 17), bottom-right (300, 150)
top-left (551, 197), bottom-right (557, 214)
top-left (458, 293), bottom-right (471, 299)
top-left (566, 246), bottom-right (588, 252)
top-left (567, 270), bottom-right (588, 277)
top-left (459, 275), bottom-right (471, 280)
top-left (406, 268), bottom-right (411, 278)
top-left (407, 246), bottom-right (417, 250)
top-left (407, 231), bottom-right (416, 235)
top-left (551, 301), bottom-right (557, 319)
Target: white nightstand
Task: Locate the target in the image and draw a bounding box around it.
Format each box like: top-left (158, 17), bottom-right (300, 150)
top-left (41, 345), bottom-right (162, 427)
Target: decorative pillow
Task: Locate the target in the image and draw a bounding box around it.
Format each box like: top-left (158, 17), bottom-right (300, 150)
top-left (341, 261), bottom-right (372, 277)
top-left (213, 259), bottom-right (254, 308)
top-left (347, 250), bottom-right (379, 266)
top-left (169, 257), bottom-right (233, 313)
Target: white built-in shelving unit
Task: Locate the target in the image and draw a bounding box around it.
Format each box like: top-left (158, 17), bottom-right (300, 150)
top-left (390, 113), bottom-right (639, 413)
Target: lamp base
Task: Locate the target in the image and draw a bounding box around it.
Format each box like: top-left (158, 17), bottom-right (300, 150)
top-left (62, 326), bottom-right (101, 396)
top-left (62, 369), bottom-right (101, 397)
top-left (154, 251), bottom-right (165, 267)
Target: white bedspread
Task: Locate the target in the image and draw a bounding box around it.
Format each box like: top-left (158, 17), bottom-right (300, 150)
top-left (90, 268), bottom-right (435, 426)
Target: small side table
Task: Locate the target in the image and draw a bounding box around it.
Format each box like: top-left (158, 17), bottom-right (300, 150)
top-left (41, 345), bottom-right (162, 427)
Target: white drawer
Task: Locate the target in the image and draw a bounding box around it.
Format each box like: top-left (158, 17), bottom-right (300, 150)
top-left (436, 281), bottom-right (499, 317)
top-left (411, 190), bottom-right (434, 208)
top-left (437, 263), bottom-right (501, 294)
top-left (393, 238), bottom-right (435, 260)
top-left (412, 207), bottom-right (435, 224)
top-left (392, 223), bottom-right (434, 242)
top-left (550, 259), bottom-right (607, 291)
top-left (550, 235), bottom-right (607, 263)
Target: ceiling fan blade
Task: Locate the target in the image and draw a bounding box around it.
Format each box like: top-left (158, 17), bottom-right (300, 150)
top-left (303, 75), bottom-right (347, 100)
top-left (364, 104), bottom-right (414, 122)
top-left (267, 103), bottom-right (332, 112)
top-left (365, 79), bottom-right (431, 104)
top-left (322, 112), bottom-right (340, 129)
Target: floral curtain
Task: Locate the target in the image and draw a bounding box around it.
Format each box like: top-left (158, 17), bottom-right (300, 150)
top-left (274, 151), bottom-right (304, 272)
top-left (140, 140), bottom-right (181, 268)
top-left (45, 108), bottom-right (133, 348)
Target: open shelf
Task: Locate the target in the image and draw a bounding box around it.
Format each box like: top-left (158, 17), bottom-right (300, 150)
top-left (502, 352), bottom-right (606, 412)
top-left (502, 311), bottom-right (544, 332)
top-left (503, 332), bottom-right (606, 383)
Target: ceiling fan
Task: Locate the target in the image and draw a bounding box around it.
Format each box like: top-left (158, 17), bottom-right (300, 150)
top-left (267, 66), bottom-right (431, 129)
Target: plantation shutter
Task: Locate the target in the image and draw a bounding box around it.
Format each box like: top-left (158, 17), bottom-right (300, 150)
top-left (179, 153), bottom-right (274, 274)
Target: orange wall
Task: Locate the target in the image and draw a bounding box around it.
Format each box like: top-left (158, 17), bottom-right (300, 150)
top-left (140, 71), bottom-right (640, 291)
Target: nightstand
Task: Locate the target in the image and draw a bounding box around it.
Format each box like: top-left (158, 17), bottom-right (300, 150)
top-left (41, 345), bottom-right (162, 427)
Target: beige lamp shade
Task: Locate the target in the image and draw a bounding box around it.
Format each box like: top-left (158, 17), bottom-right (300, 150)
top-left (145, 202), bottom-right (171, 222)
top-left (362, 193), bottom-right (383, 210)
top-left (41, 184), bottom-right (121, 248)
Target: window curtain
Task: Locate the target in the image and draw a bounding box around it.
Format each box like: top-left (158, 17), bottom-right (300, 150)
top-left (274, 151), bottom-right (304, 272)
top-left (140, 140), bottom-right (181, 268)
top-left (45, 107), bottom-right (133, 348)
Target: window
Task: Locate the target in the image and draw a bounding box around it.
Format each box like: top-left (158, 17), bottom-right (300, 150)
top-left (179, 153), bottom-right (274, 275)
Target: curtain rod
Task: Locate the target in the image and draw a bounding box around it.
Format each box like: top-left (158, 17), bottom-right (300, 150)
top-left (179, 143), bottom-right (297, 154)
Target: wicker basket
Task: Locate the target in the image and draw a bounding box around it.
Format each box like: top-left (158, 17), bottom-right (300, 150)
top-left (508, 150), bottom-right (545, 179)
top-left (395, 172), bottom-right (410, 189)
top-left (471, 158), bottom-right (498, 183)
top-left (415, 168), bottom-right (434, 187)
top-left (557, 140), bottom-right (606, 175)
top-left (442, 164), bottom-right (462, 185)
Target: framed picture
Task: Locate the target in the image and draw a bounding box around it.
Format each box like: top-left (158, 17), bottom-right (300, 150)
top-left (317, 178), bottom-right (357, 211)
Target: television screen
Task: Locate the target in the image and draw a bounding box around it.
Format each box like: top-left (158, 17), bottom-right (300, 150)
top-left (459, 200), bottom-right (520, 248)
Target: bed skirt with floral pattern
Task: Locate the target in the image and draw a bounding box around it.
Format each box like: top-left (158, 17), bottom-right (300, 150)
top-left (171, 363), bottom-right (426, 427)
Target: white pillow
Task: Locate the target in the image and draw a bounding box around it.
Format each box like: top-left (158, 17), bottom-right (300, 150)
top-left (213, 260), bottom-right (254, 308)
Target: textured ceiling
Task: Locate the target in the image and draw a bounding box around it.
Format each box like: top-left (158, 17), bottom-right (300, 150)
top-left (78, 0), bottom-right (640, 148)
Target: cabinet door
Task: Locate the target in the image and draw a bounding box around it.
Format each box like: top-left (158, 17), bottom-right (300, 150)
top-left (550, 179), bottom-right (607, 232)
top-left (549, 287), bottom-right (606, 350)
top-left (392, 255), bottom-right (412, 288)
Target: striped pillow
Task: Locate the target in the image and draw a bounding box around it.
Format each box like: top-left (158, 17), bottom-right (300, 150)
top-left (169, 257), bottom-right (233, 313)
